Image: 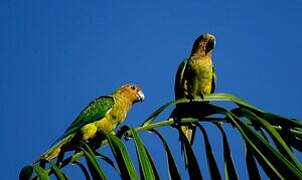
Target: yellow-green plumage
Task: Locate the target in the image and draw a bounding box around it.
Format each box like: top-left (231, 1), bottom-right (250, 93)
top-left (82, 87), bottom-right (138, 138)
top-left (183, 54), bottom-right (214, 96)
top-left (175, 33), bottom-right (216, 144)
top-left (37, 84), bottom-right (144, 162)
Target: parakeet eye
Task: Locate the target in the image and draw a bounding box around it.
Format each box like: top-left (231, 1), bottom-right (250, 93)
top-left (131, 85), bottom-right (136, 90)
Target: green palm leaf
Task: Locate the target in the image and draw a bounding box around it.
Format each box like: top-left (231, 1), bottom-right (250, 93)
top-left (106, 134), bottom-right (139, 180)
top-left (20, 92), bottom-right (302, 179)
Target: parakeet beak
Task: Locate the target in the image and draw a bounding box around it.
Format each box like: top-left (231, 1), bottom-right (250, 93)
top-left (136, 90), bottom-right (145, 103)
top-left (205, 39), bottom-right (216, 54)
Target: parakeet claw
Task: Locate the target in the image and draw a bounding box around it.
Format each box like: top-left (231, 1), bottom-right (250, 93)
top-left (198, 92), bottom-right (204, 100)
top-left (186, 94), bottom-right (195, 103)
top-left (116, 125), bottom-right (130, 139)
top-left (171, 117), bottom-right (182, 128)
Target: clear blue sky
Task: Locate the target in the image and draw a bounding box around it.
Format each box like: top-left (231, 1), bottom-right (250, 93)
top-left (1, 0), bottom-right (302, 179)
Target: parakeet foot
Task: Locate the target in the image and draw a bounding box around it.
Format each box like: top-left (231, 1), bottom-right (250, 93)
top-left (171, 117), bottom-right (182, 128)
top-left (198, 92), bottom-right (204, 100)
top-left (186, 94), bottom-right (195, 103)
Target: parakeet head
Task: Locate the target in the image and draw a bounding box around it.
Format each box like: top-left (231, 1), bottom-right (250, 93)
top-left (191, 33), bottom-right (216, 55)
top-left (115, 84), bottom-right (145, 104)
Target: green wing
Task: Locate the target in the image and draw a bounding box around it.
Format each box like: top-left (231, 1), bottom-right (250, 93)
top-left (211, 66), bottom-right (216, 93)
top-left (174, 59), bottom-right (188, 99)
top-left (57, 96), bottom-right (114, 142)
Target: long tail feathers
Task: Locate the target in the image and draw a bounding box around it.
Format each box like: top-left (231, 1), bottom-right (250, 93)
top-left (181, 125), bottom-right (196, 145)
top-left (180, 125), bottom-right (196, 168)
top-left (33, 134), bottom-right (74, 164)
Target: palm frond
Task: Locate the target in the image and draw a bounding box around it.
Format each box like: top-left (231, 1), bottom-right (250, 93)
top-left (20, 93), bottom-right (302, 179)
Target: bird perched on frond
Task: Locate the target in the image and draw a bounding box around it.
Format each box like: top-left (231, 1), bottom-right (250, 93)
top-left (174, 33), bottom-right (216, 145)
top-left (35, 84), bottom-right (144, 163)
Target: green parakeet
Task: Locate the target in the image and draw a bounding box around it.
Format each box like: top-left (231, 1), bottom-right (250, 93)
top-left (36, 84), bottom-right (144, 162)
top-left (174, 33), bottom-right (216, 144)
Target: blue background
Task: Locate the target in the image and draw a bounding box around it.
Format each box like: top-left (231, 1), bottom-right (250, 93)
top-left (1, 0), bottom-right (302, 179)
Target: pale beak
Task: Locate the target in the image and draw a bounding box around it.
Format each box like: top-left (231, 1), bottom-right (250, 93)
top-left (136, 90), bottom-right (145, 103)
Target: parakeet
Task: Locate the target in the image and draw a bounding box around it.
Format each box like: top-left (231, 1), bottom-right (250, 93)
top-left (174, 33), bottom-right (216, 144)
top-left (36, 84), bottom-right (144, 162)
